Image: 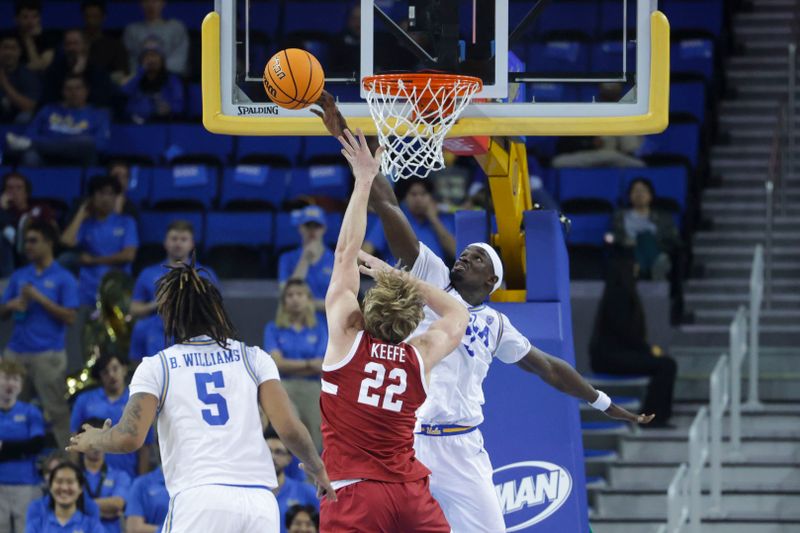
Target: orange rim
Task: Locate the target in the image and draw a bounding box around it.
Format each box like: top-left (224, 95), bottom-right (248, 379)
top-left (362, 73), bottom-right (483, 96)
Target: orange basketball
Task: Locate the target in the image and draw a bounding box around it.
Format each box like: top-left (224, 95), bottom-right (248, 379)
top-left (262, 48), bottom-right (325, 110)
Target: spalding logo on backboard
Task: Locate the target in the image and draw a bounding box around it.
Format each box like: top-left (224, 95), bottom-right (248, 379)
top-left (493, 461), bottom-right (573, 532)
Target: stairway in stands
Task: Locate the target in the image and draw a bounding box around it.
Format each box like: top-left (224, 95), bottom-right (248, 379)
top-left (588, 0), bottom-right (800, 531)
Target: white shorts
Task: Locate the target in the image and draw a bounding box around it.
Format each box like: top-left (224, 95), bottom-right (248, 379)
top-left (414, 429), bottom-right (506, 533)
top-left (163, 484), bottom-right (280, 533)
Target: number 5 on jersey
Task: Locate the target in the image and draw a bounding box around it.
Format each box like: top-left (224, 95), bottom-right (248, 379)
top-left (357, 362), bottom-right (407, 412)
top-left (195, 371), bottom-right (229, 426)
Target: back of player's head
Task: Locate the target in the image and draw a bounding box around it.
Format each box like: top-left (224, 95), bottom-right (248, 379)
top-left (156, 253), bottom-right (236, 348)
top-left (362, 270), bottom-right (424, 345)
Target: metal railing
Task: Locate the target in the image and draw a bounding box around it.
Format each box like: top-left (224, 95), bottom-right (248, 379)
top-left (708, 355), bottom-right (730, 516)
top-left (746, 244), bottom-right (764, 409)
top-left (728, 306), bottom-right (747, 459)
top-left (765, 103), bottom-right (785, 309)
top-left (664, 463), bottom-right (690, 533)
top-left (687, 406), bottom-right (709, 532)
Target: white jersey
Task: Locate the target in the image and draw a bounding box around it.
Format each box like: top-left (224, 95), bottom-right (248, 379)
top-left (129, 336), bottom-right (280, 496)
top-left (410, 243), bottom-right (532, 427)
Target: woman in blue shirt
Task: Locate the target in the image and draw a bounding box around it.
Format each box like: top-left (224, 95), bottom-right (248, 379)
top-left (263, 279), bottom-right (327, 451)
top-left (25, 462), bottom-right (104, 533)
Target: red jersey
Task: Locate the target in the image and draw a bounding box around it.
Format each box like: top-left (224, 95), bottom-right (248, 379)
top-left (320, 330), bottom-right (430, 483)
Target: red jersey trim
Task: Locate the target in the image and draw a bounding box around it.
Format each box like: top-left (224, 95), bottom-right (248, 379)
top-left (407, 342), bottom-right (429, 396)
top-left (322, 330), bottom-right (364, 372)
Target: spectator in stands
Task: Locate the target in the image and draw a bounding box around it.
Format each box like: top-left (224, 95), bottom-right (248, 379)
top-left (589, 252), bottom-right (677, 428)
top-left (552, 83), bottom-right (645, 168)
top-left (81, 0), bottom-right (129, 84)
top-left (265, 430), bottom-right (319, 533)
top-left (0, 33), bottom-right (40, 124)
top-left (30, 451), bottom-right (101, 519)
top-left (263, 279), bottom-right (326, 451)
top-left (5, 74), bottom-right (110, 166)
top-left (611, 177), bottom-right (681, 280)
top-left (125, 464), bottom-right (168, 533)
top-left (279, 206), bottom-right (334, 313)
top-left (129, 220), bottom-right (217, 361)
top-left (0, 221), bottom-right (76, 448)
top-left (365, 177), bottom-right (456, 265)
top-left (14, 0), bottom-right (57, 73)
top-left (61, 175), bottom-right (138, 306)
top-left (123, 0), bottom-right (189, 76)
top-left (70, 353), bottom-right (154, 478)
top-left (0, 171), bottom-right (57, 275)
top-left (122, 37), bottom-right (185, 123)
top-left (0, 360), bottom-right (46, 533)
top-left (285, 505), bottom-right (319, 533)
top-left (107, 161), bottom-right (140, 221)
top-left (24, 462), bottom-right (104, 533)
top-left (332, 3), bottom-right (361, 75)
top-left (43, 29), bottom-right (116, 109)
top-left (78, 418), bottom-right (132, 533)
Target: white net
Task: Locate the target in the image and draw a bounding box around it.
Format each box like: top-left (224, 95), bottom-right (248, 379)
top-left (363, 74), bottom-right (482, 181)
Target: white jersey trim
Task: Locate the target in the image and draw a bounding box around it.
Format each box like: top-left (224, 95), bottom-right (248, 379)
top-left (320, 378), bottom-right (338, 395)
top-left (331, 479), bottom-right (364, 490)
top-left (322, 330), bottom-right (364, 372)
top-left (408, 343), bottom-right (429, 396)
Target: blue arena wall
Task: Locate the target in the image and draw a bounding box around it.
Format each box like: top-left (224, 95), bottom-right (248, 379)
top-left (455, 210), bottom-right (590, 532)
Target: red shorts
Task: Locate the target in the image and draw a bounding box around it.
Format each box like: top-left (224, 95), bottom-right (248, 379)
top-left (320, 477), bottom-right (450, 533)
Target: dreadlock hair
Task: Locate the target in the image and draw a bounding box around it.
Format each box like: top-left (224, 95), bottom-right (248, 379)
top-left (156, 252), bottom-right (236, 348)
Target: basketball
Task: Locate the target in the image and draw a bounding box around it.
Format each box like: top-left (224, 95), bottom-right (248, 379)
top-left (262, 48), bottom-right (325, 110)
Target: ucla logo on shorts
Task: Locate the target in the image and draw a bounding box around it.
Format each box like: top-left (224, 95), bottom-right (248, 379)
top-left (493, 461), bottom-right (572, 531)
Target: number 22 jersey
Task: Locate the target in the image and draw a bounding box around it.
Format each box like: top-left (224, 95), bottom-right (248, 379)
top-left (320, 331), bottom-right (431, 483)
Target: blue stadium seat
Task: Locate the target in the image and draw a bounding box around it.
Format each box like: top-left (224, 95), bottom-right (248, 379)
top-left (0, 3), bottom-right (13, 30)
top-left (273, 212), bottom-right (302, 251)
top-left (139, 211), bottom-right (204, 246)
top-left (235, 136), bottom-right (304, 165)
top-left (566, 214), bottom-right (610, 246)
top-left (590, 40), bottom-right (637, 74)
top-left (205, 212), bottom-right (273, 249)
top-left (108, 125), bottom-right (168, 163)
top-left (127, 166), bottom-right (153, 207)
top-left (527, 41), bottom-right (589, 73)
top-left (525, 137), bottom-right (558, 159)
top-left (662, 0), bottom-right (724, 38)
top-left (41, 1), bottom-right (83, 29)
top-left (323, 212), bottom-right (344, 248)
top-left (558, 168), bottom-right (622, 212)
top-left (283, 1), bottom-right (351, 34)
top-left (621, 166), bottom-right (689, 211)
top-left (671, 39), bottom-right (714, 83)
top-left (303, 136), bottom-right (346, 163)
top-left (220, 166), bottom-right (288, 209)
top-left (538, 1), bottom-right (599, 37)
top-left (21, 167), bottom-right (82, 210)
top-left (186, 83), bottom-right (203, 119)
top-left (163, 1), bottom-right (209, 29)
top-left (599, 0), bottom-right (637, 36)
top-left (638, 122), bottom-right (701, 168)
top-left (326, 84), bottom-right (363, 103)
top-left (287, 165), bottom-right (350, 202)
top-left (104, 3), bottom-right (146, 30)
top-left (671, 81), bottom-right (706, 124)
top-left (150, 166), bottom-right (218, 209)
top-left (167, 124), bottom-right (234, 164)
top-left (529, 83), bottom-right (579, 103)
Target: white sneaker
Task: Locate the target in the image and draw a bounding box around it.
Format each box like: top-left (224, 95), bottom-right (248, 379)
top-left (5, 133), bottom-right (32, 151)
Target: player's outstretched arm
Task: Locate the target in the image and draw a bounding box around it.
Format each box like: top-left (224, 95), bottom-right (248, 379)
top-left (313, 91), bottom-right (420, 268)
top-left (66, 393), bottom-right (157, 454)
top-left (516, 347), bottom-right (655, 425)
top-left (258, 380), bottom-right (336, 501)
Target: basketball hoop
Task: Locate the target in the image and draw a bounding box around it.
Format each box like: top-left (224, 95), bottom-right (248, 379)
top-left (362, 73), bottom-right (482, 181)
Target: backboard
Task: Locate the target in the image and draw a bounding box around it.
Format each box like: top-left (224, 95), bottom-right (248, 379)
top-left (202, 0), bottom-right (669, 136)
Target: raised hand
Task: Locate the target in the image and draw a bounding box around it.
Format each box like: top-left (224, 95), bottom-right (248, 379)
top-left (337, 129), bottom-right (384, 184)
top-left (311, 91), bottom-right (348, 138)
top-left (357, 250), bottom-right (393, 279)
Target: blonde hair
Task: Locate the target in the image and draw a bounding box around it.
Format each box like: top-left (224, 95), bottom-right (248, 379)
top-left (0, 359), bottom-right (26, 379)
top-left (275, 279), bottom-right (317, 329)
top-left (363, 270), bottom-right (424, 344)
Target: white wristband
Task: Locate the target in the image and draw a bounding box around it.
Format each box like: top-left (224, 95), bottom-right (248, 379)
top-left (590, 390), bottom-right (612, 412)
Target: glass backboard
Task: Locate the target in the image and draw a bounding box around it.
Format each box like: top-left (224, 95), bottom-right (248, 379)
top-left (203, 0), bottom-right (669, 136)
